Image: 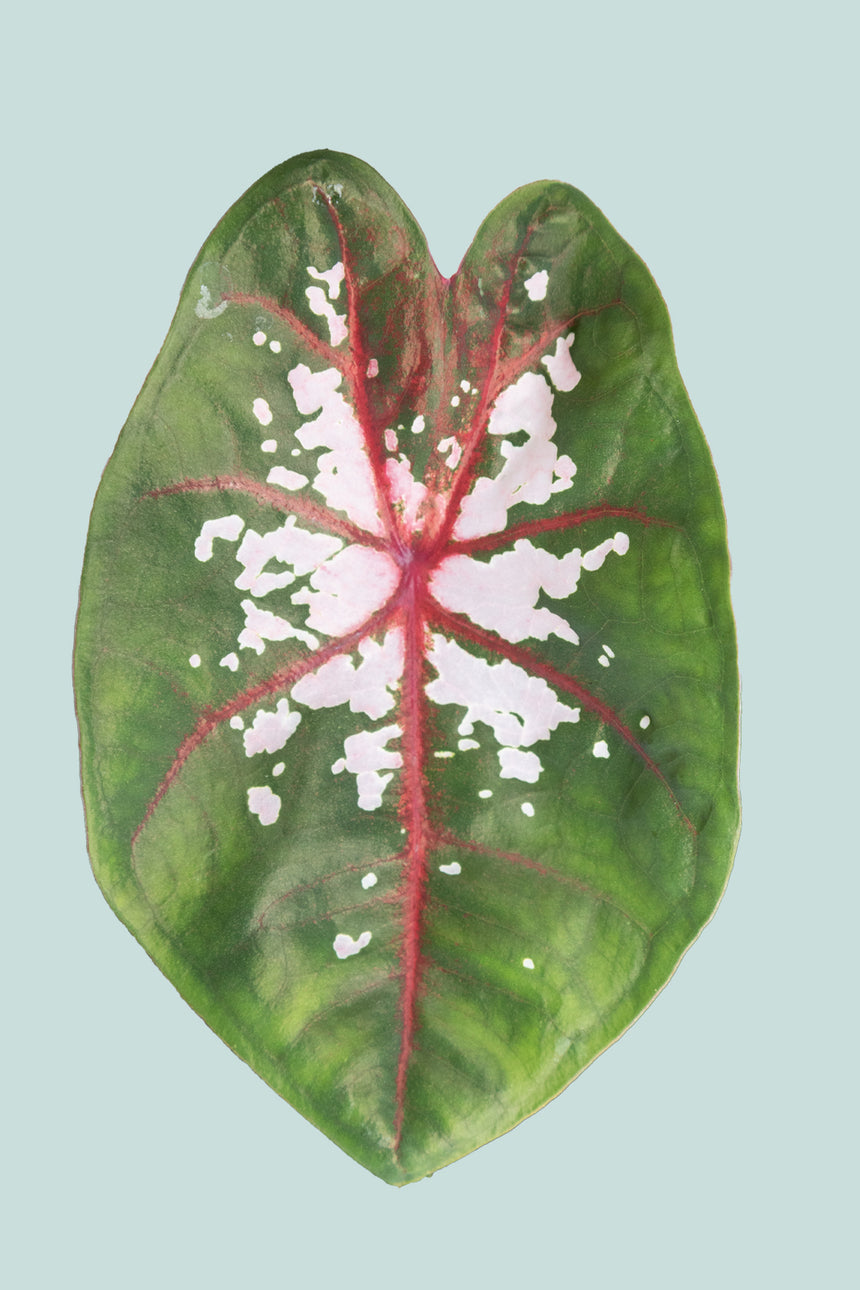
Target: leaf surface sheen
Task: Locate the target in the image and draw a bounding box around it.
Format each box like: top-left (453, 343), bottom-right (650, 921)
top-left (75, 151), bottom-right (739, 1185)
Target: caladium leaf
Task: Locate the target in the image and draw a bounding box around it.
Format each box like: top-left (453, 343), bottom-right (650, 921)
top-left (75, 150), bottom-right (739, 1185)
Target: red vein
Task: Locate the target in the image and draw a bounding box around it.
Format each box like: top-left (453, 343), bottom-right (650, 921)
top-left (314, 185), bottom-right (403, 552)
top-left (437, 833), bottom-right (652, 937)
top-left (446, 504), bottom-right (667, 556)
top-left (392, 571), bottom-right (432, 1152)
top-left (224, 291), bottom-right (341, 367)
top-left (427, 231), bottom-right (533, 556)
top-left (131, 596), bottom-right (401, 848)
top-left (142, 474), bottom-right (387, 549)
top-left (428, 601), bottom-right (695, 834)
top-left (485, 299), bottom-right (624, 406)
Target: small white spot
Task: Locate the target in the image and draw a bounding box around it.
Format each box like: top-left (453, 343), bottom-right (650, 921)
top-left (188, 654), bottom-right (201, 668)
top-left (522, 957), bottom-right (535, 970)
top-left (220, 652), bottom-right (239, 672)
top-left (247, 785), bottom-right (281, 826)
top-left (593, 740), bottom-right (610, 759)
top-left (640, 715), bottom-right (651, 729)
top-left (253, 398), bottom-right (273, 426)
top-left (460, 379), bottom-right (470, 392)
top-left (385, 427), bottom-right (398, 452)
top-left (366, 358), bottom-right (379, 378)
top-left (478, 789), bottom-right (493, 799)
top-left (458, 738), bottom-right (480, 751)
top-left (602, 644), bottom-right (615, 658)
top-left (450, 395), bottom-right (460, 407)
top-left (333, 930), bottom-right (372, 959)
top-left (524, 269), bottom-right (549, 301)
top-left (361, 873), bottom-right (378, 890)
top-left (598, 654), bottom-right (610, 667)
top-left (261, 439), bottom-right (277, 453)
top-left (267, 466), bottom-right (309, 490)
top-left (229, 716), bottom-right (244, 730)
top-left (194, 514), bottom-right (244, 562)
top-left (439, 862), bottom-right (461, 876)
top-left (411, 415), bottom-right (425, 434)
top-left (434, 750), bottom-right (455, 759)
top-left (269, 340), bottom-right (281, 353)
top-left (252, 331), bottom-right (267, 346)
top-left (437, 436), bottom-right (462, 469)
top-left (272, 762), bottom-right (285, 776)
top-left (521, 802), bottom-right (535, 817)
top-left (307, 262), bottom-right (345, 300)
top-left (195, 285), bottom-right (228, 319)
top-left (499, 747), bottom-right (542, 783)
top-left (291, 448), bottom-right (301, 457)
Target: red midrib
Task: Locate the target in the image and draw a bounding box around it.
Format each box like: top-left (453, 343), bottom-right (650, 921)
top-left (392, 566), bottom-right (431, 1151)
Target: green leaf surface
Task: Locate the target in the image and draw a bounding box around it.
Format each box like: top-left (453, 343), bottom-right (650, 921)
top-left (74, 150), bottom-right (739, 1185)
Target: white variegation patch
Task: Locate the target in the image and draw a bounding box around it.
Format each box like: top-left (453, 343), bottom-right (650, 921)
top-left (453, 372), bottom-right (576, 539)
top-left (333, 930), bottom-right (371, 959)
top-left (292, 630), bottom-right (403, 719)
top-left (426, 635), bottom-right (580, 754)
top-left (243, 699), bottom-right (301, 756)
top-left (247, 785), bottom-right (281, 825)
top-left (331, 725), bottom-right (403, 811)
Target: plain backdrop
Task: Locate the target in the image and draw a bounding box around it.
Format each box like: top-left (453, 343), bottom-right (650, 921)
top-left (4, 2), bottom-right (855, 1286)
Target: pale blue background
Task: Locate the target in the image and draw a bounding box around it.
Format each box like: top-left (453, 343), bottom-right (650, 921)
top-left (4, 2), bottom-right (855, 1286)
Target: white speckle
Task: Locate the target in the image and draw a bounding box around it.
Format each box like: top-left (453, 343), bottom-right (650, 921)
top-left (385, 427), bottom-right (398, 452)
top-left (194, 514), bottom-right (244, 562)
top-left (287, 363), bottom-right (384, 535)
top-left (238, 599), bottom-right (318, 654)
top-left (292, 629), bottom-right (404, 719)
top-left (437, 436), bottom-right (462, 470)
top-left (331, 725), bottom-right (402, 811)
top-left (598, 654), bottom-right (610, 667)
top-left (426, 635), bottom-right (580, 751)
top-left (593, 740), bottom-right (610, 759)
top-left (522, 957), bottom-right (535, 970)
top-left (434, 750), bottom-right (455, 759)
top-left (460, 379), bottom-right (471, 392)
top-left (541, 333), bottom-right (581, 392)
top-left (602, 644), bottom-right (615, 658)
top-left (499, 747), bottom-right (543, 783)
top-left (243, 698), bottom-right (302, 756)
top-left (333, 930), bottom-right (372, 959)
top-left (366, 358), bottom-right (379, 378)
top-left (248, 785), bottom-right (281, 825)
top-left (291, 544), bottom-right (400, 637)
top-left (269, 340), bottom-right (281, 353)
top-left (253, 331), bottom-right (267, 346)
top-left (361, 873), bottom-right (378, 890)
top-left (524, 270), bottom-right (549, 301)
top-left (305, 285), bottom-right (348, 345)
top-left (220, 652), bottom-right (239, 672)
top-left (229, 716), bottom-right (244, 730)
top-left (195, 284), bottom-right (228, 319)
top-left (261, 439), bottom-right (277, 453)
top-left (478, 789), bottom-right (493, 799)
top-left (640, 715), bottom-right (651, 729)
top-left (439, 862), bottom-right (461, 876)
top-left (453, 372), bottom-right (577, 539)
top-left (307, 262), bottom-right (345, 300)
top-left (272, 762), bottom-right (285, 776)
top-left (521, 802), bottom-right (535, 817)
top-left (458, 738), bottom-right (480, 751)
top-left (450, 395), bottom-right (460, 407)
top-left (188, 653), bottom-right (201, 668)
top-left (582, 532), bottom-right (630, 570)
top-left (253, 398), bottom-right (273, 426)
top-left (411, 415), bottom-right (425, 434)
top-left (267, 466), bottom-right (309, 491)
top-left (291, 448), bottom-right (301, 457)
top-left (234, 517), bottom-right (342, 599)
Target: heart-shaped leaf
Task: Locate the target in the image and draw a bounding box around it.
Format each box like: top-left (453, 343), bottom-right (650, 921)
top-left (75, 150), bottom-right (739, 1185)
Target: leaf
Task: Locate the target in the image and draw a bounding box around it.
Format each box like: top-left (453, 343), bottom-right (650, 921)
top-left (74, 150), bottom-right (739, 1185)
